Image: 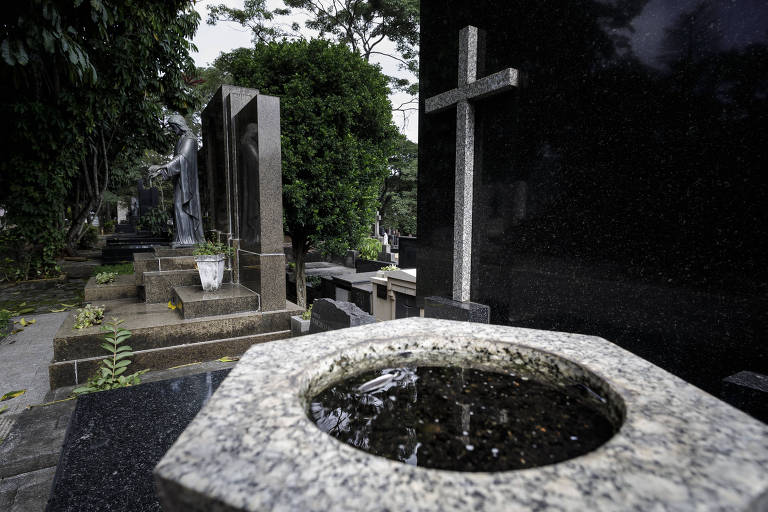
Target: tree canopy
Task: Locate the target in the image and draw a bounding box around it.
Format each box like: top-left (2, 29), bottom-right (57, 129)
top-left (0, 1), bottom-right (199, 273)
top-left (207, 0), bottom-right (418, 98)
top-left (213, 39), bottom-right (398, 305)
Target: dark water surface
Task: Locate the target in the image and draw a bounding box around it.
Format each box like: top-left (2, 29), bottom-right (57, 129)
top-left (310, 366), bottom-right (619, 471)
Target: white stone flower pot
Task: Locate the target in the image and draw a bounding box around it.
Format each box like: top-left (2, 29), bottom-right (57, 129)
top-left (195, 254), bottom-right (226, 292)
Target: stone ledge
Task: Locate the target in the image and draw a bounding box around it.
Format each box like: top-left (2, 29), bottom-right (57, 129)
top-left (49, 330), bottom-right (291, 389)
top-left (83, 274), bottom-right (137, 302)
top-left (172, 284), bottom-right (260, 320)
top-left (155, 318), bottom-right (768, 512)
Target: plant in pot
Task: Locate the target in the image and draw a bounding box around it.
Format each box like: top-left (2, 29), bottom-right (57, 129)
top-left (193, 240), bottom-right (233, 292)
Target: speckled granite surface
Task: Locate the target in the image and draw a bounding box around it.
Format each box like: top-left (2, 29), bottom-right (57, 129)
top-left (155, 318), bottom-right (768, 511)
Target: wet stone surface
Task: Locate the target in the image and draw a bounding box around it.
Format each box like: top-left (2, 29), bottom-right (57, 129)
top-left (309, 365), bottom-right (618, 472)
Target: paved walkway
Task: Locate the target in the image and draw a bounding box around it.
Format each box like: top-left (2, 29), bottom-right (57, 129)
top-left (0, 312), bottom-right (69, 417)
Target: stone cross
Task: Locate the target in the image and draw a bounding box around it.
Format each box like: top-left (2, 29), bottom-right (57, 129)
top-left (425, 26), bottom-right (518, 302)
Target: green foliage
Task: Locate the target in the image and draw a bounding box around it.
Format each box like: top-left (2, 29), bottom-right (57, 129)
top-left (103, 220), bottom-right (116, 234)
top-left (92, 263), bottom-right (134, 276)
top-left (380, 265), bottom-right (400, 271)
top-left (72, 318), bottom-right (148, 395)
top-left (0, 228), bottom-right (61, 282)
top-left (95, 272), bottom-right (118, 285)
top-left (1, 1), bottom-right (200, 260)
top-left (206, 0), bottom-right (419, 94)
top-left (193, 240), bottom-right (233, 257)
top-left (215, 40), bottom-right (397, 256)
top-left (78, 225), bottom-right (99, 249)
top-left (301, 304), bottom-right (312, 320)
top-left (307, 275), bottom-right (322, 287)
top-left (138, 206), bottom-right (172, 238)
top-left (380, 135), bottom-right (417, 235)
top-left (0, 309), bottom-right (11, 339)
top-left (358, 238), bottom-right (382, 261)
top-left (73, 304), bottom-right (104, 330)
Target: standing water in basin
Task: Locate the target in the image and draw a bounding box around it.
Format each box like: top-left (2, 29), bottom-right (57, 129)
top-left (309, 366), bottom-right (619, 472)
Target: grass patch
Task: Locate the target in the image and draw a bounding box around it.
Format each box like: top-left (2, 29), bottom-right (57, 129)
top-left (91, 263), bottom-right (134, 276)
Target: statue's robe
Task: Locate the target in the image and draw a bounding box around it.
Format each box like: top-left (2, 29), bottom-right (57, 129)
top-left (161, 133), bottom-right (205, 246)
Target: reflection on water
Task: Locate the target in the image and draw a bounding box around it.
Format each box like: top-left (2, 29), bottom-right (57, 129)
top-left (310, 366), bottom-right (619, 472)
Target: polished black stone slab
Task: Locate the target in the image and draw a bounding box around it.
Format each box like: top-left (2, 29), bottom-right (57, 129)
top-left (424, 296), bottom-right (490, 324)
top-left (417, 0), bottom-right (768, 400)
top-left (47, 369), bottom-right (231, 511)
top-left (721, 371), bottom-right (768, 424)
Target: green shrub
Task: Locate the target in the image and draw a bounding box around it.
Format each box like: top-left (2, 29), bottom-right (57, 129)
top-left (103, 220), bottom-right (116, 234)
top-left (95, 271), bottom-right (118, 284)
top-left (79, 225), bottom-right (99, 249)
top-left (0, 228), bottom-right (61, 282)
top-left (301, 304), bottom-right (312, 321)
top-left (193, 240), bottom-right (233, 257)
top-left (138, 206), bottom-right (171, 237)
top-left (380, 265), bottom-right (399, 271)
top-left (307, 275), bottom-right (322, 287)
top-left (357, 238), bottom-right (382, 261)
top-left (73, 304), bottom-right (104, 329)
top-left (72, 318), bottom-right (148, 395)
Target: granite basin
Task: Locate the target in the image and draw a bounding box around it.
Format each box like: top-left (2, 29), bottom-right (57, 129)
top-left (155, 318), bottom-right (768, 511)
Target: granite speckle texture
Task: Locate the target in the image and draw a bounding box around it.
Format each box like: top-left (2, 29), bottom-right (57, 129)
top-left (424, 26), bottom-right (519, 302)
top-left (155, 318), bottom-right (768, 511)
top-left (48, 370), bottom-right (231, 511)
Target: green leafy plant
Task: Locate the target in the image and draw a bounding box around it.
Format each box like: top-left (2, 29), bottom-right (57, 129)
top-left (358, 238), bottom-right (382, 261)
top-left (307, 275), bottom-right (322, 287)
top-left (72, 319), bottom-right (148, 395)
top-left (287, 262), bottom-right (296, 272)
top-left (73, 304), bottom-right (105, 329)
top-left (193, 240), bottom-right (233, 257)
top-left (380, 265), bottom-right (400, 271)
top-left (103, 220), bottom-right (116, 234)
top-left (138, 206), bottom-right (172, 237)
top-left (301, 304), bottom-right (313, 321)
top-left (95, 271), bottom-right (118, 284)
top-left (78, 225), bottom-right (99, 249)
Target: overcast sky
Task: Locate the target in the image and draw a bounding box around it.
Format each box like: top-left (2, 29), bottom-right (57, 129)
top-left (190, 0), bottom-right (419, 142)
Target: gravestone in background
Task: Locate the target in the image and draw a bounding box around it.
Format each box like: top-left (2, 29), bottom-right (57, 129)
top-left (309, 298), bottom-right (375, 334)
top-left (200, 85), bottom-right (259, 236)
top-left (232, 94), bottom-right (287, 311)
top-left (416, 0), bottom-right (768, 405)
top-left (136, 179), bottom-right (160, 218)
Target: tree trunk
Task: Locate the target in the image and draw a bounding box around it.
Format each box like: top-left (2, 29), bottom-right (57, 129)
top-left (292, 234), bottom-right (308, 309)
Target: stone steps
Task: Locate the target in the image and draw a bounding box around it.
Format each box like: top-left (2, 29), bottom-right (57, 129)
top-left (141, 268), bottom-right (232, 304)
top-left (49, 330), bottom-right (291, 389)
top-left (133, 252), bottom-right (197, 286)
top-left (52, 298), bottom-right (299, 363)
top-left (172, 284), bottom-right (260, 319)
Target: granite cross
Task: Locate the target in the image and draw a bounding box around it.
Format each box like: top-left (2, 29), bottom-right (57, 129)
top-left (425, 26), bottom-right (519, 302)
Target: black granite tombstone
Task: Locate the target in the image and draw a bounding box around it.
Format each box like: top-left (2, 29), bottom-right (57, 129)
top-left (200, 85), bottom-right (259, 236)
top-left (416, 0), bottom-right (768, 400)
top-left (308, 298), bottom-right (375, 334)
top-left (137, 179), bottom-right (160, 219)
top-left (47, 370), bottom-right (230, 511)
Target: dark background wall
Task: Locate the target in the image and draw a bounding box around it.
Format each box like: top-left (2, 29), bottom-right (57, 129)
top-left (417, 0), bottom-right (768, 395)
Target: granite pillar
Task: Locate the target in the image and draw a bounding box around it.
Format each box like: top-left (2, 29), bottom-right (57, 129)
top-left (200, 85), bottom-right (259, 236)
top-left (232, 94), bottom-right (286, 312)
